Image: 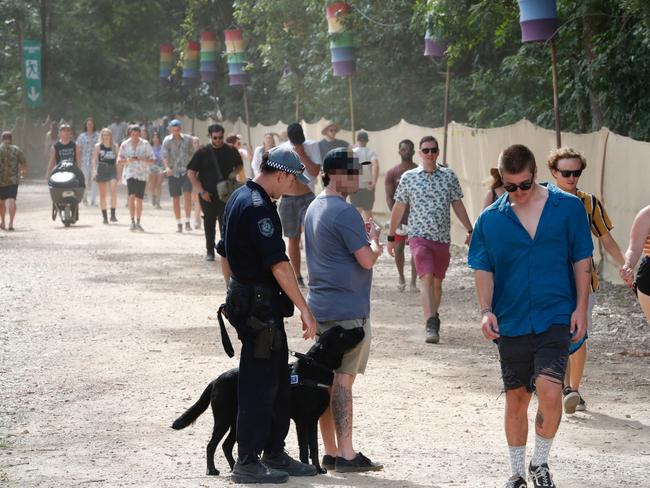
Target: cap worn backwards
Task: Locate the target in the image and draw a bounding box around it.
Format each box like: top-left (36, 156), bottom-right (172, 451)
top-left (267, 146), bottom-right (311, 186)
top-left (169, 119), bottom-right (182, 128)
top-left (323, 147), bottom-right (371, 173)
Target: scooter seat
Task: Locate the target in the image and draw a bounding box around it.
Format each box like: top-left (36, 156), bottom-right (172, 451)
top-left (49, 171), bottom-right (77, 185)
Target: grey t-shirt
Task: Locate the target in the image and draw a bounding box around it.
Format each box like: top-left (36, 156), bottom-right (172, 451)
top-left (304, 194), bottom-right (372, 321)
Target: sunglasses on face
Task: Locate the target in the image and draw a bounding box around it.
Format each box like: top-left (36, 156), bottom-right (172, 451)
top-left (421, 147), bottom-right (439, 154)
top-left (211, 135), bottom-right (224, 140)
top-left (504, 179), bottom-right (534, 192)
top-left (557, 169), bottom-right (582, 178)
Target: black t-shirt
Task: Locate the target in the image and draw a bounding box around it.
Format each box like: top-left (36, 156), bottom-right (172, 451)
top-left (98, 144), bottom-right (116, 165)
top-left (54, 141), bottom-right (76, 164)
top-left (186, 143), bottom-right (243, 195)
top-left (216, 181), bottom-right (288, 286)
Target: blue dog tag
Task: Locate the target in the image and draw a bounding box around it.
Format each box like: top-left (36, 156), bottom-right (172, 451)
top-left (290, 374), bottom-right (299, 385)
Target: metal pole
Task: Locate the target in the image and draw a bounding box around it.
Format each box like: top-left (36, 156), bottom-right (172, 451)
top-left (348, 76), bottom-right (355, 144)
top-left (550, 39), bottom-right (562, 148)
top-left (442, 61), bottom-right (451, 166)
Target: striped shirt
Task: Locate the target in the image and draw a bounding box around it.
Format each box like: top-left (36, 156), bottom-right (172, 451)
top-left (577, 189), bottom-right (613, 291)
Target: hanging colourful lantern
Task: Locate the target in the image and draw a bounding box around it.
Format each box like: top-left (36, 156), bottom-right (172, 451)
top-left (224, 29), bottom-right (250, 86)
top-left (159, 44), bottom-right (173, 85)
top-left (200, 31), bottom-right (218, 82)
top-left (326, 2), bottom-right (356, 77)
top-left (424, 29), bottom-right (447, 58)
top-left (518, 0), bottom-right (558, 43)
top-left (182, 41), bottom-right (200, 86)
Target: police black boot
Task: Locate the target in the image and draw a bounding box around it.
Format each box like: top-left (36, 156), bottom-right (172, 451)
top-left (232, 456), bottom-right (288, 484)
top-left (262, 450), bottom-right (318, 477)
top-left (425, 314), bottom-right (440, 344)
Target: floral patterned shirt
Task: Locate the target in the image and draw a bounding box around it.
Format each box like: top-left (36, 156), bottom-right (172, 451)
top-left (118, 138), bottom-right (154, 182)
top-left (393, 165), bottom-right (464, 243)
top-left (76, 132), bottom-right (99, 167)
top-left (0, 143), bottom-right (27, 187)
top-left (160, 133), bottom-right (195, 177)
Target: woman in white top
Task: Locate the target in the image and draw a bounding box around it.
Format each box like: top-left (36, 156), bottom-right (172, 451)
top-left (76, 117), bottom-right (99, 205)
top-left (251, 133), bottom-right (276, 177)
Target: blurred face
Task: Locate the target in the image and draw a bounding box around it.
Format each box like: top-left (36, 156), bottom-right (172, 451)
top-left (399, 142), bottom-right (414, 161)
top-left (59, 128), bottom-right (72, 142)
top-left (210, 131), bottom-right (225, 148)
top-left (86, 119), bottom-right (94, 132)
top-left (263, 134), bottom-right (275, 149)
top-left (501, 169), bottom-right (536, 206)
top-left (325, 127), bottom-right (337, 140)
top-left (551, 157), bottom-right (583, 194)
top-left (170, 126), bottom-right (181, 138)
top-left (129, 128), bottom-right (141, 141)
top-left (419, 141), bottom-right (439, 167)
top-left (330, 170), bottom-right (360, 195)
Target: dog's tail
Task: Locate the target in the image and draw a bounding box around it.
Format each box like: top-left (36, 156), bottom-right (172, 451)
top-left (171, 382), bottom-right (213, 430)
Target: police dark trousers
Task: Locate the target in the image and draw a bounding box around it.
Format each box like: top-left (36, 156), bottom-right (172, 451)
top-left (200, 195), bottom-right (225, 254)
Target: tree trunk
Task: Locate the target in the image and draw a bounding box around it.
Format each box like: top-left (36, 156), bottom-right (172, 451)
top-left (582, 2), bottom-right (607, 130)
top-left (40, 0), bottom-right (49, 88)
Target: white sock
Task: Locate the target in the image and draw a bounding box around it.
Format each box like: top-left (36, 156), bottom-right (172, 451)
top-left (531, 434), bottom-right (553, 467)
top-left (185, 218), bottom-right (190, 224)
top-left (508, 445), bottom-right (526, 478)
top-left (177, 218), bottom-right (182, 225)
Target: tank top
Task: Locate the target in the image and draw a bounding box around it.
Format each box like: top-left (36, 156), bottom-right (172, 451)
top-left (98, 144), bottom-right (116, 166)
top-left (54, 141), bottom-right (76, 163)
top-left (644, 233), bottom-right (650, 257)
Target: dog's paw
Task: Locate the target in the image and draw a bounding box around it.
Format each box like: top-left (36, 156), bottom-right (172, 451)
top-left (206, 468), bottom-right (220, 476)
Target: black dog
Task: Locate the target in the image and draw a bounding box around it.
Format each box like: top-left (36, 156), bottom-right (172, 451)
top-left (172, 325), bottom-right (364, 476)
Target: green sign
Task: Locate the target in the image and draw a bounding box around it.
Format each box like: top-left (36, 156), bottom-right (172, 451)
top-left (23, 40), bottom-right (42, 108)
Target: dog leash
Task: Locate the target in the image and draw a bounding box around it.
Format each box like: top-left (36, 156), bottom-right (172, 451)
top-left (217, 304), bottom-right (235, 358)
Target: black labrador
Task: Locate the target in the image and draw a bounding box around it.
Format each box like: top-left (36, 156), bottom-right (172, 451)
top-left (172, 325), bottom-right (364, 476)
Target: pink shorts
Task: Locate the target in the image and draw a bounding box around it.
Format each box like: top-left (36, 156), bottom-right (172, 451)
top-left (409, 237), bottom-right (451, 279)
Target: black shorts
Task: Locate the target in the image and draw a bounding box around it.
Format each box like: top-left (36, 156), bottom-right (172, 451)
top-left (497, 324), bottom-right (570, 392)
top-left (127, 178), bottom-right (146, 198)
top-left (168, 174), bottom-right (193, 198)
top-left (96, 163), bottom-right (117, 183)
top-left (635, 256), bottom-right (650, 295)
top-left (0, 184), bottom-right (18, 200)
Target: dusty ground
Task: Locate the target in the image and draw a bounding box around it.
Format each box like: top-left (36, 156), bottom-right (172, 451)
top-left (1, 180), bottom-right (649, 488)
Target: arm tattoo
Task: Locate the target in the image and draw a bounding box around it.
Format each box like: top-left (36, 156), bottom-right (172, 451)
top-left (332, 383), bottom-right (353, 440)
top-left (535, 412), bottom-right (544, 428)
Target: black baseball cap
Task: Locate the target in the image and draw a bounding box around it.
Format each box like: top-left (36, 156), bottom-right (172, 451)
top-left (323, 147), bottom-right (370, 173)
top-left (287, 123), bottom-right (306, 145)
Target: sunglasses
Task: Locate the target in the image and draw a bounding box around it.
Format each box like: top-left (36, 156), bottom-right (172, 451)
top-left (211, 135), bottom-right (224, 140)
top-left (421, 147), bottom-right (439, 154)
top-left (557, 169), bottom-right (582, 178)
top-left (504, 179), bottom-right (534, 192)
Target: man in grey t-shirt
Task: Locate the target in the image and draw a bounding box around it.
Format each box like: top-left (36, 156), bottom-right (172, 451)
top-left (304, 147), bottom-right (383, 473)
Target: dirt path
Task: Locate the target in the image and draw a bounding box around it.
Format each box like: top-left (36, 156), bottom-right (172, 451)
top-left (1, 181), bottom-right (649, 487)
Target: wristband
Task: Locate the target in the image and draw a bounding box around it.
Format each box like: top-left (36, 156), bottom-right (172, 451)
top-left (387, 235), bottom-right (395, 242)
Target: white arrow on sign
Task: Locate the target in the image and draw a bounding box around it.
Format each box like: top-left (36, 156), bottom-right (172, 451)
top-left (27, 86), bottom-right (40, 102)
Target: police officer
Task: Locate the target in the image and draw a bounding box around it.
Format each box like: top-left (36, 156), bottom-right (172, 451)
top-left (216, 146), bottom-right (319, 484)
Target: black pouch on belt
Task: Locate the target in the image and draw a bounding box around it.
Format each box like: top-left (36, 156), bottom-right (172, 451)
top-left (247, 316), bottom-right (282, 359)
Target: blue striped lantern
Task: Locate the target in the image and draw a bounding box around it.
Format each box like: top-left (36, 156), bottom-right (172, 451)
top-left (518, 0), bottom-right (558, 43)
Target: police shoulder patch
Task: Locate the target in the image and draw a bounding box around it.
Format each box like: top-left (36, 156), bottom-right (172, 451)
top-left (251, 190), bottom-right (264, 207)
top-left (258, 218), bottom-right (274, 237)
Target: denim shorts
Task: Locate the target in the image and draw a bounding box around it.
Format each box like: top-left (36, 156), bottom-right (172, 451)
top-left (497, 324), bottom-right (570, 392)
top-left (278, 192), bottom-right (315, 238)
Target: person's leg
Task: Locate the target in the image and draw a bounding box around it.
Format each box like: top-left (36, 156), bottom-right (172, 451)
top-left (0, 198), bottom-right (6, 228)
top-left (109, 179), bottom-right (118, 212)
top-left (128, 194), bottom-right (135, 220)
top-left (395, 241), bottom-right (406, 288)
top-left (81, 165), bottom-right (91, 204)
top-left (331, 372), bottom-right (356, 460)
top-left (183, 190), bottom-right (192, 225)
top-left (319, 401), bottom-right (338, 458)
top-left (193, 192), bottom-right (201, 227)
top-left (172, 196), bottom-right (180, 220)
top-left (7, 198), bottom-right (16, 229)
top-left (505, 387), bottom-right (532, 481)
top-left (638, 290), bottom-right (650, 324)
top-left (135, 197), bottom-right (143, 221)
top-left (288, 236), bottom-right (302, 280)
top-left (362, 208), bottom-right (372, 222)
top-left (98, 182), bottom-right (107, 210)
top-left (410, 256), bottom-right (417, 289)
top-left (264, 327), bottom-right (290, 455)
top-left (432, 277), bottom-right (443, 315)
top-left (419, 273), bottom-right (435, 319)
top-left (200, 197), bottom-right (217, 255)
top-left (568, 342), bottom-right (587, 391)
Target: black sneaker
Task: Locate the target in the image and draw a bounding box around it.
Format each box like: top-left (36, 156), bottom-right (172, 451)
top-left (232, 458), bottom-right (288, 484)
top-left (206, 252), bottom-right (215, 262)
top-left (176, 223), bottom-right (183, 233)
top-left (529, 463), bottom-right (556, 488)
top-left (575, 392), bottom-right (586, 412)
top-left (261, 451), bottom-right (317, 477)
top-left (185, 221), bottom-right (192, 231)
top-left (321, 454), bottom-right (335, 470)
top-left (425, 314), bottom-right (440, 344)
top-left (334, 452), bottom-right (383, 473)
top-left (110, 215), bottom-right (118, 223)
top-left (102, 217), bottom-right (109, 225)
top-left (503, 476), bottom-right (527, 488)
top-left (563, 387), bottom-right (580, 414)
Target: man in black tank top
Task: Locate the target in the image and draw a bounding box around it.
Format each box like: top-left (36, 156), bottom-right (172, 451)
top-left (46, 124), bottom-right (78, 177)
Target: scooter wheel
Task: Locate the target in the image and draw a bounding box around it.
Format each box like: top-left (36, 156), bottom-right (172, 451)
top-left (63, 206), bottom-right (72, 226)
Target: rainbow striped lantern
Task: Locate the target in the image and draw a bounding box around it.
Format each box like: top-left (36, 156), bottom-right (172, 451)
top-left (182, 41), bottom-right (200, 86)
top-left (424, 29), bottom-right (447, 58)
top-left (327, 2), bottom-right (356, 77)
top-left (200, 32), bottom-right (218, 82)
top-left (518, 0), bottom-right (558, 43)
top-left (224, 29), bottom-right (250, 86)
top-left (159, 44), bottom-right (173, 85)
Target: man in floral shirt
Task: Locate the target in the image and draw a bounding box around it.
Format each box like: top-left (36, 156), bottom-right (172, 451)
top-left (0, 131), bottom-right (27, 231)
top-left (387, 135), bottom-right (473, 344)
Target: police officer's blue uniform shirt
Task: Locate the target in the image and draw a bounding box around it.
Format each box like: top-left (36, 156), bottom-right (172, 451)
top-left (468, 183), bottom-right (593, 337)
top-left (216, 181), bottom-right (289, 285)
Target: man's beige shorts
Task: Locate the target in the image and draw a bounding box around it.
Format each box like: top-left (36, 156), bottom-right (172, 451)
top-left (317, 318), bottom-right (371, 375)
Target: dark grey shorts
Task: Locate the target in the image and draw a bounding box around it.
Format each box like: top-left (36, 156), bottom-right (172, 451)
top-left (168, 174), bottom-right (192, 197)
top-left (349, 188), bottom-right (375, 211)
top-left (278, 192), bottom-right (315, 238)
top-left (0, 184), bottom-right (18, 200)
top-left (497, 324), bottom-right (570, 392)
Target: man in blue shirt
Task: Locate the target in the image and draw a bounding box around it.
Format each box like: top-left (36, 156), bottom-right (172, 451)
top-left (304, 148), bottom-right (383, 473)
top-left (468, 144), bottom-right (592, 488)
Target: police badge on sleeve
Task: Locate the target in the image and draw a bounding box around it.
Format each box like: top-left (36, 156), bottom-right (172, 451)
top-left (258, 218), bottom-right (274, 237)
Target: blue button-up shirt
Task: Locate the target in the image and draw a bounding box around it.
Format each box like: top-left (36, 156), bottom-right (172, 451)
top-left (468, 184), bottom-right (593, 337)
